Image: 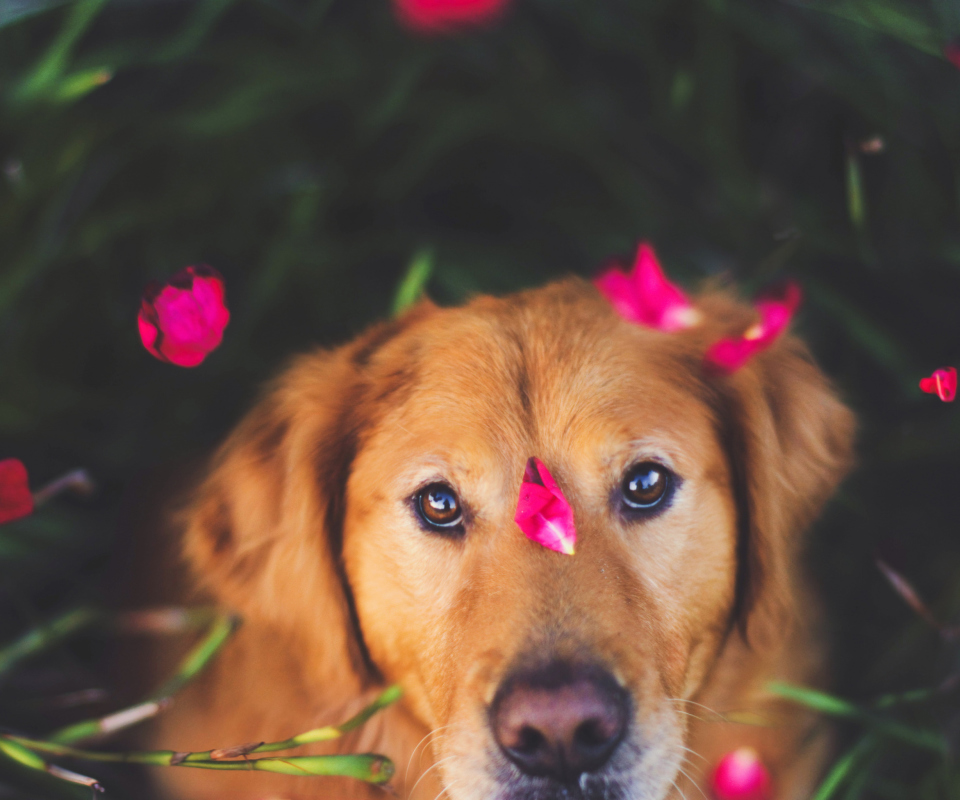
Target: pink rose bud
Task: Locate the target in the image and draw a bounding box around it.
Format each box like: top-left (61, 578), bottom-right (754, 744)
top-left (394, 0), bottom-right (510, 33)
top-left (0, 459), bottom-right (34, 525)
top-left (711, 747), bottom-right (772, 800)
top-left (594, 242), bottom-right (700, 332)
top-left (138, 265), bottom-right (230, 367)
top-left (919, 367), bottom-right (957, 402)
top-left (514, 457), bottom-right (576, 555)
top-left (704, 281), bottom-right (802, 374)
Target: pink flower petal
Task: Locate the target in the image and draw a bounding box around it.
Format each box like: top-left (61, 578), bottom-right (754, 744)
top-left (0, 459), bottom-right (34, 525)
top-left (710, 748), bottom-right (771, 800)
top-left (945, 40), bottom-right (960, 70)
top-left (920, 367), bottom-right (957, 403)
top-left (138, 266), bottom-right (230, 368)
top-left (594, 242), bottom-right (699, 332)
top-left (394, 0), bottom-right (510, 33)
top-left (704, 281), bottom-right (802, 374)
top-left (514, 457), bottom-right (576, 555)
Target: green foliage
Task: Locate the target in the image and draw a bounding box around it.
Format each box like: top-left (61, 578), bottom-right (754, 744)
top-left (1, 0), bottom-right (960, 797)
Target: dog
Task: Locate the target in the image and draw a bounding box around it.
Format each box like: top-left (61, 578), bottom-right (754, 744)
top-left (142, 275), bottom-right (854, 800)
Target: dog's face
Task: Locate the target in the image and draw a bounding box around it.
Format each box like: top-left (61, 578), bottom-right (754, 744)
top-left (185, 279), bottom-right (853, 800)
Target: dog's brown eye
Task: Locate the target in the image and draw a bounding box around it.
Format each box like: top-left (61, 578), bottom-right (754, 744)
top-left (622, 462), bottom-right (670, 509)
top-left (417, 483), bottom-right (463, 530)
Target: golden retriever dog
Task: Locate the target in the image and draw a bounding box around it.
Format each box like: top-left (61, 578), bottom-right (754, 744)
top-left (142, 276), bottom-right (854, 800)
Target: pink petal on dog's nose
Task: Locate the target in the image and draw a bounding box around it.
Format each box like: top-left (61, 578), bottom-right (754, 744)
top-left (920, 367), bottom-right (957, 402)
top-left (704, 281), bottom-right (802, 374)
top-left (514, 458), bottom-right (576, 555)
top-left (594, 242), bottom-right (699, 332)
top-left (710, 747), bottom-right (771, 800)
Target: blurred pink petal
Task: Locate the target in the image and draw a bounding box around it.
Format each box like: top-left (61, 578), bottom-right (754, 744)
top-left (514, 457), bottom-right (576, 555)
top-left (594, 242), bottom-right (699, 332)
top-left (394, 0), bottom-right (510, 33)
top-left (0, 459), bottom-right (33, 525)
top-left (704, 281), bottom-right (802, 374)
top-left (945, 40), bottom-right (960, 70)
top-left (920, 367), bottom-right (957, 402)
top-left (710, 748), bottom-right (771, 800)
top-left (138, 266), bottom-right (230, 367)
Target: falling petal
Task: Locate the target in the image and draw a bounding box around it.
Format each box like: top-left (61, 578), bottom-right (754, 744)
top-left (514, 458), bottom-right (576, 555)
top-left (919, 367), bottom-right (957, 402)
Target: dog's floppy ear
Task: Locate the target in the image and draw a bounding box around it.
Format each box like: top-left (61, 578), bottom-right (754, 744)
top-left (181, 312), bottom-right (428, 690)
top-left (712, 328), bottom-right (855, 645)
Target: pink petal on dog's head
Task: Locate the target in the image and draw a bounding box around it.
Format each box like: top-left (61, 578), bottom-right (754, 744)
top-left (710, 748), bottom-right (771, 800)
top-left (138, 266), bottom-right (230, 367)
top-left (594, 242), bottom-right (699, 332)
top-left (632, 243), bottom-right (700, 332)
top-left (515, 457), bottom-right (576, 555)
top-left (594, 267), bottom-right (644, 324)
top-left (920, 367), bottom-right (957, 402)
top-left (0, 459), bottom-right (34, 525)
top-left (704, 281), bottom-right (802, 374)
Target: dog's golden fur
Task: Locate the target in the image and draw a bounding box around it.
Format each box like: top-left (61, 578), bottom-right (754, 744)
top-left (141, 277), bottom-right (854, 800)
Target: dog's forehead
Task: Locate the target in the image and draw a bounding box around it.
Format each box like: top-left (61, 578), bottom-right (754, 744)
top-left (365, 281), bottom-right (718, 463)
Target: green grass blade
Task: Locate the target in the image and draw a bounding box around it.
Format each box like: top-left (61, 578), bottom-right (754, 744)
top-left (0, 607), bottom-right (100, 678)
top-left (49, 614), bottom-right (239, 744)
top-left (810, 735), bottom-right (876, 800)
top-left (392, 250), bottom-right (433, 317)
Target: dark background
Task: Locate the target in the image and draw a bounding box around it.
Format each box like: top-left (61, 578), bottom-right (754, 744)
top-left (1, 0), bottom-right (959, 797)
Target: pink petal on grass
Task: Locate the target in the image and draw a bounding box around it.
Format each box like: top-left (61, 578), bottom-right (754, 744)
top-left (704, 281), bottom-right (802, 374)
top-left (919, 367), bottom-right (957, 403)
top-left (0, 459), bottom-right (33, 525)
top-left (138, 265), bottom-right (230, 367)
top-left (594, 242), bottom-right (700, 332)
top-left (710, 748), bottom-right (772, 800)
top-left (394, 0), bottom-right (510, 33)
top-left (514, 457), bottom-right (576, 555)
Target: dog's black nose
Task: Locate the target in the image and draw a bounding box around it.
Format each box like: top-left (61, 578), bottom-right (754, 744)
top-left (490, 662), bottom-right (629, 782)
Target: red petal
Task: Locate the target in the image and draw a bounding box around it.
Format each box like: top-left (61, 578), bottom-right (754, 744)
top-left (139, 266), bottom-right (229, 367)
top-left (710, 748), bottom-right (771, 800)
top-left (0, 459), bottom-right (34, 525)
top-left (920, 367), bottom-right (957, 402)
top-left (594, 242), bottom-right (699, 332)
top-left (394, 0), bottom-right (510, 32)
top-left (514, 458), bottom-right (576, 555)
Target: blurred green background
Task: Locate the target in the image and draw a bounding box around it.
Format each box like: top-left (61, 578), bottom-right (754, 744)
top-left (1, 0), bottom-right (960, 797)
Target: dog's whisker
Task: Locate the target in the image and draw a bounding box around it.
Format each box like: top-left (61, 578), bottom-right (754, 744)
top-left (405, 724), bottom-right (454, 784)
top-left (408, 753), bottom-right (458, 800)
top-left (676, 764), bottom-right (709, 800)
top-left (666, 698), bottom-right (727, 720)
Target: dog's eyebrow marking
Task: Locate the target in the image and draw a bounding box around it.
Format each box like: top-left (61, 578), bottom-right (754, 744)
top-left (317, 389), bottom-right (384, 686)
top-left (507, 330), bottom-right (533, 423)
top-left (351, 316), bottom-right (412, 369)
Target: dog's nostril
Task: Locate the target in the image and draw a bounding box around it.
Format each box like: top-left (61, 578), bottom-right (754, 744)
top-left (515, 726), bottom-right (547, 756)
top-left (575, 717), bottom-right (612, 749)
top-left (490, 661), bottom-right (630, 783)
